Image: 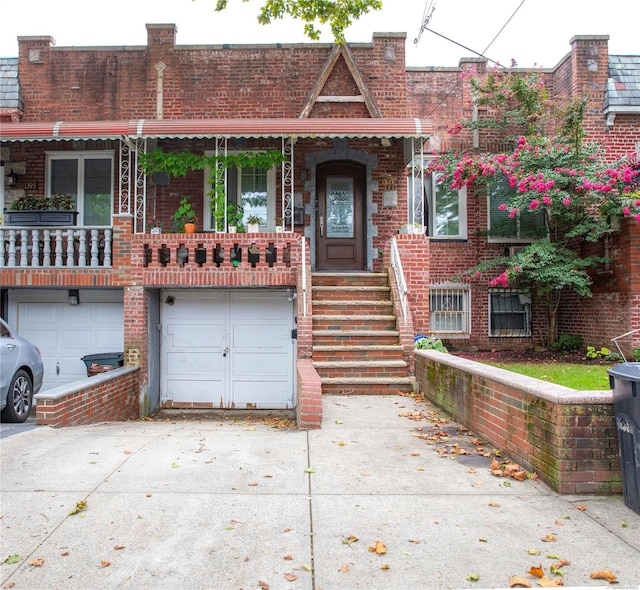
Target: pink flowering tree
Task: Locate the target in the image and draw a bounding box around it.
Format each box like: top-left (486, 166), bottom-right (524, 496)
top-left (430, 76), bottom-right (640, 345)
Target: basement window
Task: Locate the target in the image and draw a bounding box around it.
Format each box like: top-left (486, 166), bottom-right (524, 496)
top-left (429, 286), bottom-right (470, 335)
top-left (489, 289), bottom-right (531, 337)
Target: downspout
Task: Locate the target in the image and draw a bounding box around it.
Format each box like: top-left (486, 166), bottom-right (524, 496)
top-left (155, 62), bottom-right (167, 120)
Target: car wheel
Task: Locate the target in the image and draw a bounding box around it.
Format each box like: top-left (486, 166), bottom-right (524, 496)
top-left (1, 369), bottom-right (33, 423)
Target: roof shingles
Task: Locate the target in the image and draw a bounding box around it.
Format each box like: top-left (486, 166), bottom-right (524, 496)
top-left (605, 55), bottom-right (640, 112)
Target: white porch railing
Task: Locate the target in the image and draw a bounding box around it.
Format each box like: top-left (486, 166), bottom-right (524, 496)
top-left (0, 227), bottom-right (113, 268)
top-left (390, 237), bottom-right (408, 321)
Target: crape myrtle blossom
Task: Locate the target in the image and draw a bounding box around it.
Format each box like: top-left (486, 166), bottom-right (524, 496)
top-left (426, 134), bottom-right (640, 289)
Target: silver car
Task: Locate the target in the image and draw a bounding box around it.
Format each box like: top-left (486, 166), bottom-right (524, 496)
top-left (1, 318), bottom-right (44, 423)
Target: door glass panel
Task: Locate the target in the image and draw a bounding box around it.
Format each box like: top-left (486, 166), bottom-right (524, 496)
top-left (240, 166), bottom-right (268, 228)
top-left (83, 158), bottom-right (112, 226)
top-left (326, 178), bottom-right (354, 238)
top-left (51, 159), bottom-right (78, 207)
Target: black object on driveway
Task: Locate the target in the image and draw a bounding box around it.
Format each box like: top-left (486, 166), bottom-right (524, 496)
top-left (608, 363), bottom-right (640, 515)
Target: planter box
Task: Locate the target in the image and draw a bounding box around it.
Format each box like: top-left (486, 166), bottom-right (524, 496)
top-left (4, 210), bottom-right (79, 226)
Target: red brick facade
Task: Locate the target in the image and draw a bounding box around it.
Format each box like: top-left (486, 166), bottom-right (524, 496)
top-left (2, 27), bottom-right (640, 421)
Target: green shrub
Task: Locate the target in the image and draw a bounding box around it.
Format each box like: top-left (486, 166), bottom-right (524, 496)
top-left (552, 334), bottom-right (583, 351)
top-left (585, 346), bottom-right (621, 362)
top-left (631, 347), bottom-right (640, 362)
top-left (415, 336), bottom-right (448, 353)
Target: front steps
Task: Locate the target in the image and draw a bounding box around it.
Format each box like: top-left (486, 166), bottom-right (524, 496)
top-left (311, 272), bottom-right (415, 395)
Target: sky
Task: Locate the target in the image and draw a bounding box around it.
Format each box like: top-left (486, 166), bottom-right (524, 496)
top-left (0, 0), bottom-right (637, 69)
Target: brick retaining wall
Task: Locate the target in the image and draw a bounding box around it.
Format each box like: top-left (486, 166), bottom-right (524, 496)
top-left (415, 350), bottom-right (621, 495)
top-left (34, 366), bottom-right (140, 428)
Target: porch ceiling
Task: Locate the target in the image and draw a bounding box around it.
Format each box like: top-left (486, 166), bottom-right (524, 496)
top-left (0, 118), bottom-right (432, 142)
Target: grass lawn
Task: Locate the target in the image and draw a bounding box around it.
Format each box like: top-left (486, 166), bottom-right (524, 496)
top-left (486, 362), bottom-right (612, 390)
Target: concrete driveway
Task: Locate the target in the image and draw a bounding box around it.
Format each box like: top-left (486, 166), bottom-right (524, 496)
top-left (1, 395), bottom-right (639, 589)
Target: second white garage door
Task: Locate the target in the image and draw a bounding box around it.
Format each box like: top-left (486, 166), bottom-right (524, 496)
top-left (161, 290), bottom-right (295, 409)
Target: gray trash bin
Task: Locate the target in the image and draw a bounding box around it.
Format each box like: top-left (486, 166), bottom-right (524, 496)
top-left (608, 363), bottom-right (640, 515)
top-left (81, 352), bottom-right (124, 377)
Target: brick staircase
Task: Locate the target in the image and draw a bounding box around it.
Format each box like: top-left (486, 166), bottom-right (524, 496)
top-left (311, 272), bottom-right (415, 395)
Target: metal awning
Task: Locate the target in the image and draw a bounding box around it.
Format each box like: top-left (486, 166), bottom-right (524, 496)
top-left (0, 118), bottom-right (432, 142)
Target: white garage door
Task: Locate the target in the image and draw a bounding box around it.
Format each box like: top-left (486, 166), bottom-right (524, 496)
top-left (161, 290), bottom-right (295, 409)
top-left (15, 295), bottom-right (124, 391)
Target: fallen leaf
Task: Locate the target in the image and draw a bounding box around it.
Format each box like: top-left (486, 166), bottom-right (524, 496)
top-left (621, 519), bottom-right (627, 528)
top-left (411, 452), bottom-right (420, 456)
top-left (258, 581), bottom-right (270, 590)
top-left (541, 533), bottom-right (556, 542)
top-left (339, 563), bottom-right (350, 573)
top-left (283, 554), bottom-right (293, 560)
top-left (408, 539), bottom-right (421, 544)
top-left (145, 493), bottom-right (152, 497)
top-left (590, 569), bottom-right (618, 584)
top-left (304, 467), bottom-right (315, 474)
top-left (537, 575), bottom-right (564, 587)
top-left (467, 467), bottom-right (477, 474)
top-left (528, 566), bottom-right (545, 578)
top-left (263, 474), bottom-right (273, 478)
top-left (123, 450), bottom-right (132, 454)
top-left (546, 554), bottom-right (560, 560)
top-left (489, 501), bottom-right (501, 508)
top-left (380, 564), bottom-right (391, 570)
top-left (301, 563), bottom-right (313, 571)
top-left (69, 499), bottom-right (88, 515)
top-left (553, 520), bottom-right (565, 526)
top-left (248, 482), bottom-right (258, 487)
top-left (171, 462), bottom-right (179, 468)
top-left (551, 559), bottom-right (570, 570)
top-left (3, 582), bottom-right (16, 588)
top-left (61, 551), bottom-right (69, 557)
top-left (335, 420), bottom-right (343, 424)
top-left (510, 577), bottom-right (532, 588)
top-left (342, 535), bottom-right (359, 545)
top-left (282, 528), bottom-right (292, 533)
top-left (284, 573), bottom-right (297, 581)
top-left (114, 545), bottom-right (125, 550)
top-left (3, 555), bottom-right (20, 564)
top-left (466, 573), bottom-right (479, 582)
top-left (576, 504), bottom-right (587, 511)
top-left (101, 560), bottom-right (111, 567)
top-left (29, 557), bottom-right (44, 567)
top-left (479, 537), bottom-right (488, 543)
top-left (368, 540), bottom-right (387, 555)
top-left (527, 548), bottom-right (541, 555)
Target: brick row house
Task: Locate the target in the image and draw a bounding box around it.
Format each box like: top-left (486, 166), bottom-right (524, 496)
top-left (1, 25), bottom-right (639, 425)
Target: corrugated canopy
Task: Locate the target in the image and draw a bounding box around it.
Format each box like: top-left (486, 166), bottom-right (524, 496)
top-left (0, 118), bottom-right (432, 141)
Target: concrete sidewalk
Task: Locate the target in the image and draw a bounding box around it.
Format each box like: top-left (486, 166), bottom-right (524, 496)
top-left (1, 395), bottom-right (639, 589)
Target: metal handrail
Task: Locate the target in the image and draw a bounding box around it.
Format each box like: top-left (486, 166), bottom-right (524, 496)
top-left (611, 328), bottom-right (640, 362)
top-left (301, 236), bottom-right (307, 317)
top-left (390, 237), bottom-right (408, 321)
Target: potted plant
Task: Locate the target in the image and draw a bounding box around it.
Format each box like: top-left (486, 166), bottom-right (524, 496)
top-left (147, 217), bottom-right (163, 234)
top-left (5, 193), bottom-right (78, 226)
top-left (246, 214), bottom-right (263, 233)
top-left (227, 203), bottom-right (244, 233)
top-left (399, 222), bottom-right (425, 235)
top-left (274, 216), bottom-right (284, 233)
top-left (173, 196), bottom-right (198, 233)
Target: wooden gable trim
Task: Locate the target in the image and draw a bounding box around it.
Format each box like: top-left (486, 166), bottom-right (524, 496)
top-left (300, 44), bottom-right (381, 119)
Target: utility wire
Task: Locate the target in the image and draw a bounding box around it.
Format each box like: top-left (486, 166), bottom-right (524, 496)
top-left (414, 0), bottom-right (436, 46)
top-left (422, 0), bottom-right (528, 120)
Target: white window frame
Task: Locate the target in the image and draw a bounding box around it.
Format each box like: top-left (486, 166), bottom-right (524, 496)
top-left (203, 152), bottom-right (277, 231)
top-left (46, 151), bottom-right (115, 226)
top-left (429, 284), bottom-right (471, 337)
top-left (488, 289), bottom-right (532, 338)
top-left (411, 165), bottom-right (467, 239)
top-left (487, 174), bottom-right (546, 244)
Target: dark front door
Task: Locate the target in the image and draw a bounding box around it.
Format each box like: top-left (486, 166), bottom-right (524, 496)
top-left (316, 162), bottom-right (365, 270)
